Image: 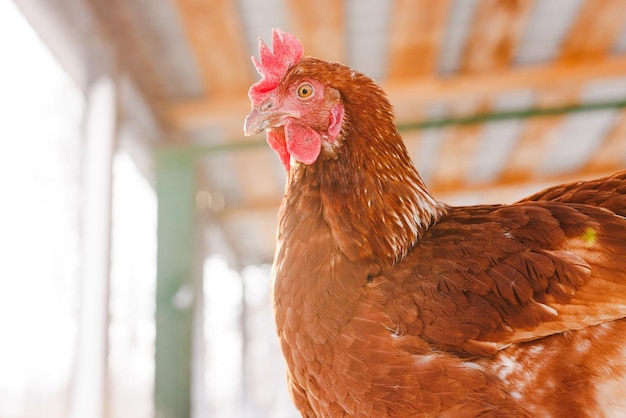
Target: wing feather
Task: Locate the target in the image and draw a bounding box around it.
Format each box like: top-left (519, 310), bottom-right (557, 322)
top-left (393, 198), bottom-right (626, 356)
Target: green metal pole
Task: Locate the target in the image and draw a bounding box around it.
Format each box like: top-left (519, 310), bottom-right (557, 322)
top-left (397, 98), bottom-right (626, 131)
top-left (155, 152), bottom-right (197, 418)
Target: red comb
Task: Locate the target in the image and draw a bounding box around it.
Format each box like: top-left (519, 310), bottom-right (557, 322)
top-left (248, 28), bottom-right (304, 106)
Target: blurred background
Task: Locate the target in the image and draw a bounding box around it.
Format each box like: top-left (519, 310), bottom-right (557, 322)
top-left (2, 0), bottom-right (626, 417)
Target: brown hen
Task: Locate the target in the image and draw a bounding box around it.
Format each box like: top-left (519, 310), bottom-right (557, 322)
top-left (244, 29), bottom-right (626, 418)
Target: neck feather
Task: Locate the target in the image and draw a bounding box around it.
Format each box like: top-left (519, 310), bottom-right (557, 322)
top-left (285, 83), bottom-right (445, 264)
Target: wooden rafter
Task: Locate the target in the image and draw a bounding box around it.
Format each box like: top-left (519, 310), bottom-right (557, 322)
top-left (173, 0), bottom-right (251, 95)
top-left (560, 0), bottom-right (626, 62)
top-left (286, 0), bottom-right (345, 62)
top-left (460, 0), bottom-right (534, 73)
top-left (387, 0), bottom-right (451, 79)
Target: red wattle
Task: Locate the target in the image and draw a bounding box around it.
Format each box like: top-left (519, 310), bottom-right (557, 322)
top-left (285, 120), bottom-right (322, 166)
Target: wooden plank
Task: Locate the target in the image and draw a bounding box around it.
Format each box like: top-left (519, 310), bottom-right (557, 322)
top-left (460, 0), bottom-right (534, 72)
top-left (584, 110), bottom-right (626, 172)
top-left (560, 0), bottom-right (626, 62)
top-left (173, 0), bottom-right (251, 94)
top-left (286, 0), bottom-right (345, 62)
top-left (387, 0), bottom-right (451, 79)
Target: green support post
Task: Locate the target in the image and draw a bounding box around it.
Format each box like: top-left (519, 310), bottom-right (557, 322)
top-left (155, 152), bottom-right (197, 418)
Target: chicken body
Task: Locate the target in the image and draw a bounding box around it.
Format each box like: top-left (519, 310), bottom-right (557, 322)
top-left (273, 162), bottom-right (626, 417)
top-left (244, 29), bottom-right (626, 417)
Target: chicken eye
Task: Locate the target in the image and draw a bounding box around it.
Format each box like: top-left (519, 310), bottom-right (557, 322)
top-left (297, 83), bottom-right (314, 99)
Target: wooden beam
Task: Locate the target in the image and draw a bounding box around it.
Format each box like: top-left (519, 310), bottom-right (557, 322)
top-left (286, 0), bottom-right (345, 62)
top-left (173, 0), bottom-right (251, 94)
top-left (460, 0), bottom-right (534, 73)
top-left (387, 0), bottom-right (451, 79)
top-left (165, 54), bottom-right (626, 132)
top-left (560, 0), bottom-right (626, 62)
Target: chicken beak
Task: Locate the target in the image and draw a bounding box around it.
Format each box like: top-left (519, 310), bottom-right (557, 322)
top-left (244, 102), bottom-right (300, 136)
top-left (243, 107), bottom-right (269, 136)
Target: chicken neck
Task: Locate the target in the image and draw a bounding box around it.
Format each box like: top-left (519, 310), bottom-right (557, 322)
top-left (284, 102), bottom-right (446, 266)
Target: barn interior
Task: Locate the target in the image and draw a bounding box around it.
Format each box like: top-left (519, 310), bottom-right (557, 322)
top-left (3, 0), bottom-right (626, 417)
